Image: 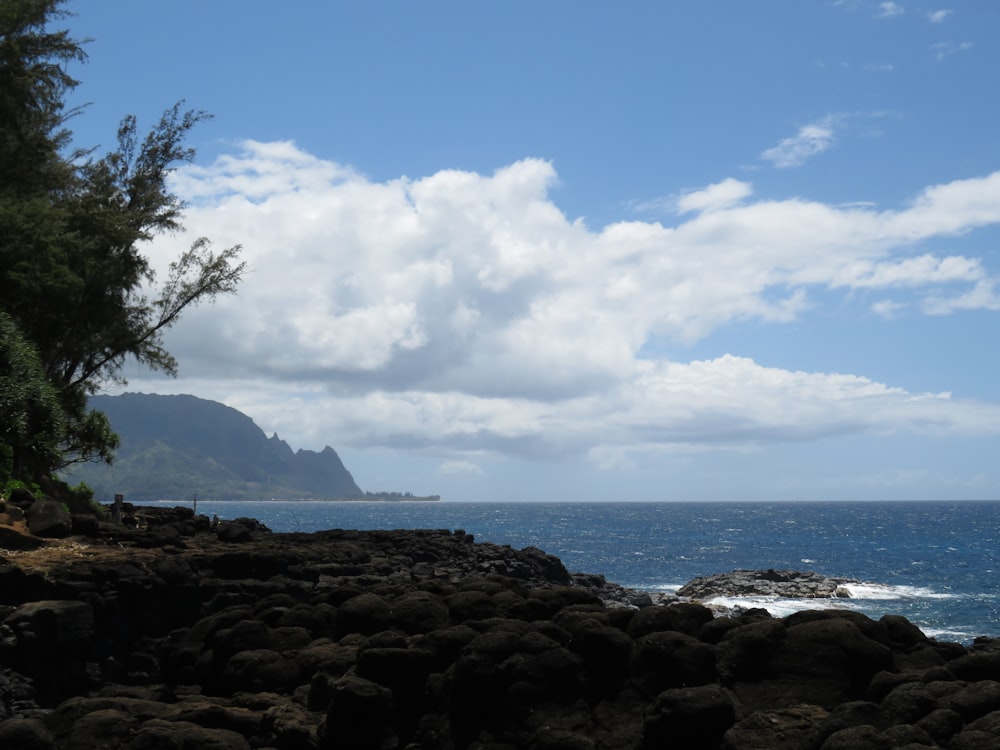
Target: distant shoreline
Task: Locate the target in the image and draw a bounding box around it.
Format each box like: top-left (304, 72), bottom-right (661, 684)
top-left (157, 494), bottom-right (442, 504)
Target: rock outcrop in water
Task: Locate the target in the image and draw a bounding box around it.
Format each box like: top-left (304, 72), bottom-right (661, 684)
top-left (677, 568), bottom-right (856, 600)
top-left (2, 501), bottom-right (1000, 749)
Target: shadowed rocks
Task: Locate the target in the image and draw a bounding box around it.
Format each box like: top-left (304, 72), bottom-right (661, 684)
top-left (1, 507), bottom-right (999, 748)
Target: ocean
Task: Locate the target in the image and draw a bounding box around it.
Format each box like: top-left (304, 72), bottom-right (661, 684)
top-left (174, 499), bottom-right (1000, 644)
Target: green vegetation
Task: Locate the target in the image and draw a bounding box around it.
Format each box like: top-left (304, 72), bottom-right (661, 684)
top-left (66, 393), bottom-right (364, 502)
top-left (358, 491), bottom-right (442, 502)
top-left (0, 0), bottom-right (245, 487)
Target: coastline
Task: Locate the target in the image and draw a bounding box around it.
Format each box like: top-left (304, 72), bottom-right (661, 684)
top-left (2, 503), bottom-right (1000, 748)
top-left (181, 498), bottom-right (1000, 644)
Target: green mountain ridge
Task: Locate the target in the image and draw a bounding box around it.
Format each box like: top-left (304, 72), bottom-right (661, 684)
top-left (65, 393), bottom-right (365, 502)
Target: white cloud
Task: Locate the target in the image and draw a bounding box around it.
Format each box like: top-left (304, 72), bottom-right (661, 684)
top-left (927, 9), bottom-right (952, 23)
top-left (932, 40), bottom-right (974, 60)
top-left (923, 280), bottom-right (1000, 315)
top-left (877, 2), bottom-right (904, 18)
top-left (871, 299), bottom-right (906, 318)
top-left (134, 143), bottom-right (1000, 464)
top-left (832, 254), bottom-right (983, 289)
top-left (760, 117), bottom-right (839, 168)
top-left (675, 178), bottom-right (753, 214)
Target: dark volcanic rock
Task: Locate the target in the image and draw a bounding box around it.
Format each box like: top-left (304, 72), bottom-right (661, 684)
top-left (2, 600), bottom-right (95, 704)
top-left (640, 684), bottom-right (737, 750)
top-left (0, 717), bottom-right (55, 750)
top-left (0, 507), bottom-right (997, 749)
top-left (677, 568), bottom-right (856, 600)
top-left (319, 675), bottom-right (396, 750)
top-left (25, 499), bottom-right (72, 538)
top-left (0, 525), bottom-right (46, 551)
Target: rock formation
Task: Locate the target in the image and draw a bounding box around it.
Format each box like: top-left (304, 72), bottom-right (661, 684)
top-left (1, 499), bottom-right (999, 749)
top-left (677, 568), bottom-right (856, 600)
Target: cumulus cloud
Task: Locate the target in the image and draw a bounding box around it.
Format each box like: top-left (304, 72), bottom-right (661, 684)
top-left (760, 117), bottom-right (839, 167)
top-left (927, 9), bottom-right (952, 23)
top-left (877, 2), bottom-right (904, 18)
top-left (134, 143), bottom-right (1000, 463)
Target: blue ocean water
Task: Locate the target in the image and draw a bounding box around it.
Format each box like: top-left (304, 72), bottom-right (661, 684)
top-left (178, 500), bottom-right (1000, 643)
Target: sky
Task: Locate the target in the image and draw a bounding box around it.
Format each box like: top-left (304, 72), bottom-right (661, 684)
top-left (60, 1), bottom-right (1000, 502)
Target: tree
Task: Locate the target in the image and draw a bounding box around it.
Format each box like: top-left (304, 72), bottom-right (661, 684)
top-left (0, 311), bottom-right (64, 482)
top-left (0, 0), bottom-right (246, 483)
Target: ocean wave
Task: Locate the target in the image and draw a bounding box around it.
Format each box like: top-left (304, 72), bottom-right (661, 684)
top-left (922, 626), bottom-right (977, 641)
top-left (704, 595), bottom-right (849, 619)
top-left (839, 582), bottom-right (957, 601)
top-left (646, 583), bottom-right (684, 594)
top-left (701, 582), bottom-right (957, 620)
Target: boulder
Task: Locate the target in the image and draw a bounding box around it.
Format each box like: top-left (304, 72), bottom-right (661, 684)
top-left (221, 649), bottom-right (307, 694)
top-left (217, 521), bottom-right (253, 543)
top-left (628, 630), bottom-right (717, 698)
top-left (565, 618), bottom-right (633, 699)
top-left (3, 600), bottom-right (95, 704)
top-left (817, 724), bottom-right (891, 750)
top-left (941, 680), bottom-right (1000, 722)
top-left (626, 601), bottom-right (714, 638)
top-left (6, 486), bottom-right (36, 511)
top-left (318, 675), bottom-right (396, 750)
top-left (771, 615), bottom-right (893, 707)
top-left (58, 707), bottom-right (140, 749)
top-left (722, 704), bottom-right (830, 750)
top-left (335, 592), bottom-right (392, 637)
top-left (126, 719), bottom-right (252, 750)
top-left (915, 708), bottom-right (964, 745)
top-left (389, 590), bottom-right (450, 634)
top-left (25, 499), bottom-right (72, 538)
top-left (0, 501), bottom-right (25, 522)
top-left (0, 525), bottom-right (45, 551)
top-left (639, 684), bottom-right (736, 749)
top-left (0, 668), bottom-right (37, 721)
top-left (0, 717), bottom-right (54, 750)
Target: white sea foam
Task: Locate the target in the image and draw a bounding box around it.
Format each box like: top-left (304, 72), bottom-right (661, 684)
top-left (705, 595), bottom-right (848, 619)
top-left (923, 627), bottom-right (974, 641)
top-left (648, 583), bottom-right (684, 594)
top-left (839, 582), bottom-right (957, 601)
top-left (700, 581), bottom-right (957, 619)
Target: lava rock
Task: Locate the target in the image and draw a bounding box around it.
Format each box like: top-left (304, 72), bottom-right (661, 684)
top-left (25, 499), bottom-right (72, 538)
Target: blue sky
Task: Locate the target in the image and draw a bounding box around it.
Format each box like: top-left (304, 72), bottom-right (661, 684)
top-left (62, 1), bottom-right (1000, 501)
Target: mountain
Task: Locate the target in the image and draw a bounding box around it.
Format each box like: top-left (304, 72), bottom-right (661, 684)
top-left (65, 393), bottom-right (363, 502)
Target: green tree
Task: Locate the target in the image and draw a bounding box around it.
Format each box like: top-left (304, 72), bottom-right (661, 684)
top-left (0, 0), bottom-right (245, 483)
top-left (0, 311), bottom-right (65, 481)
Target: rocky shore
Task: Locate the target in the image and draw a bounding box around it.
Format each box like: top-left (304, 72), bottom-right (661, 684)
top-left (2, 499), bottom-right (1000, 749)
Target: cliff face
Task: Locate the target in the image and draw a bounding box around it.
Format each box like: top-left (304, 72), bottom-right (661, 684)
top-left (67, 393), bottom-right (361, 501)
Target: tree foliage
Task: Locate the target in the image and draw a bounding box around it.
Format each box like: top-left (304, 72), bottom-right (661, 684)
top-left (0, 0), bottom-right (245, 483)
top-left (0, 311), bottom-right (64, 480)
